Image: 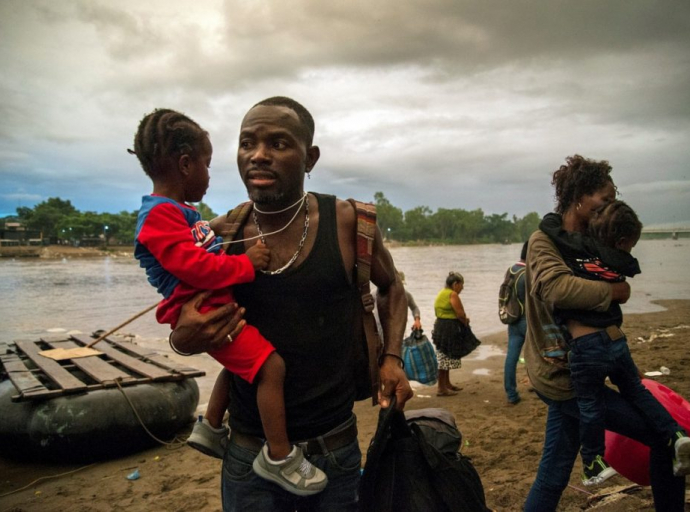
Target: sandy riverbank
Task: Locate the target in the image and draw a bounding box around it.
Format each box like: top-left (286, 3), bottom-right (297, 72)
top-left (1, 300), bottom-right (689, 511)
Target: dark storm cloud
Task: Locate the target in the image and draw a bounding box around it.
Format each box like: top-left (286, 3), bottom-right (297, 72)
top-left (1, 0), bottom-right (689, 225)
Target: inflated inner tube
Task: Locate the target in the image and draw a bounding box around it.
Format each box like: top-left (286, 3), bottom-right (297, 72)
top-left (0, 378), bottom-right (199, 462)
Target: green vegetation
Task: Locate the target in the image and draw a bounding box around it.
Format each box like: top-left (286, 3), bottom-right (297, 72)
top-left (374, 192), bottom-right (540, 244)
top-left (3, 193), bottom-right (542, 245)
top-left (3, 198), bottom-right (217, 245)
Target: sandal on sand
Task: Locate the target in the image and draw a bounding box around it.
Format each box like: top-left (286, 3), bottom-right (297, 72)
top-left (449, 385), bottom-right (463, 391)
top-left (436, 390), bottom-right (458, 397)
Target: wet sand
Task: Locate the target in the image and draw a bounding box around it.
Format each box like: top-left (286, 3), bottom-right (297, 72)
top-left (1, 300), bottom-right (689, 511)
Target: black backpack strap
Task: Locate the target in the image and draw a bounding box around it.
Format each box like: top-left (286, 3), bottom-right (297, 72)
top-left (347, 198), bottom-right (381, 406)
top-left (514, 265), bottom-right (527, 313)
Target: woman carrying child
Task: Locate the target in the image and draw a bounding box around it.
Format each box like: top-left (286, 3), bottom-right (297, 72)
top-left (540, 199), bottom-right (690, 486)
top-left (523, 154), bottom-right (688, 511)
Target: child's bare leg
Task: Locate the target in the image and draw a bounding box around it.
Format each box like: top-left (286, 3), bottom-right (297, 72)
top-left (187, 369), bottom-right (230, 459)
top-left (255, 352), bottom-right (290, 459)
top-left (205, 369), bottom-right (232, 428)
top-left (252, 351), bottom-right (328, 495)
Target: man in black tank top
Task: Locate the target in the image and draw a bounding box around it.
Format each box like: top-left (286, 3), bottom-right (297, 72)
top-left (172, 96), bottom-right (412, 511)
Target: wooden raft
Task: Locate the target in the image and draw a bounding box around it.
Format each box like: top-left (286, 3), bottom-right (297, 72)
top-left (0, 334), bottom-right (205, 402)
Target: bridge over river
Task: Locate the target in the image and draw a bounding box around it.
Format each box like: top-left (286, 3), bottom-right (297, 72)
top-left (642, 227), bottom-right (690, 239)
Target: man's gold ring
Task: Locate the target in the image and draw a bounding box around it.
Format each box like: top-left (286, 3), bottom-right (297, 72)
top-left (227, 334), bottom-right (233, 343)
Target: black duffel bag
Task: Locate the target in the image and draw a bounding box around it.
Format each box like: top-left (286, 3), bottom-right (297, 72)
top-left (359, 398), bottom-right (491, 512)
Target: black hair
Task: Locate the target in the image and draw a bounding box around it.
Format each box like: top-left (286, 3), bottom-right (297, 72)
top-left (551, 155), bottom-right (614, 214)
top-left (520, 240), bottom-right (529, 261)
top-left (253, 96), bottom-right (315, 146)
top-left (129, 108), bottom-right (208, 180)
top-left (588, 200), bottom-right (642, 248)
top-left (445, 271), bottom-right (464, 288)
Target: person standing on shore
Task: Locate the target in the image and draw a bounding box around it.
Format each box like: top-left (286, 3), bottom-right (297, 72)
top-left (523, 154), bottom-right (687, 511)
top-left (168, 96), bottom-right (413, 511)
top-left (432, 272), bottom-right (480, 396)
top-left (540, 200), bottom-right (690, 486)
top-left (129, 108), bottom-right (328, 495)
top-left (502, 242), bottom-right (528, 406)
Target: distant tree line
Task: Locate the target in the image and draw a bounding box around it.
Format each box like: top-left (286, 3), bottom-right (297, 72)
top-left (373, 192), bottom-right (540, 244)
top-left (3, 198), bottom-right (217, 245)
top-left (3, 194), bottom-right (541, 246)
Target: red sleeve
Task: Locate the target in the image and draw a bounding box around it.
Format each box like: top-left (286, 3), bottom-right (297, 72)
top-left (137, 202), bottom-right (255, 290)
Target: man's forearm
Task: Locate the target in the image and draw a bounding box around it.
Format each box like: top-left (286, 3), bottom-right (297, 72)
top-left (376, 279), bottom-right (407, 356)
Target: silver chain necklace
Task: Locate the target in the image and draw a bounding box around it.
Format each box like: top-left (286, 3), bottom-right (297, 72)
top-left (252, 194), bottom-right (309, 275)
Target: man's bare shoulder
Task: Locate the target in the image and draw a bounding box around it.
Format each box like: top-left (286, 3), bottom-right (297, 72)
top-left (334, 197), bottom-right (357, 231)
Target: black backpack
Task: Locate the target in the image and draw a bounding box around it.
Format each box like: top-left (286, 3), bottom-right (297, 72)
top-left (498, 264), bottom-right (526, 325)
top-left (359, 400), bottom-right (491, 512)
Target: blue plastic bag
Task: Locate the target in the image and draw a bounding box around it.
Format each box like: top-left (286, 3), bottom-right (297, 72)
top-left (402, 329), bottom-right (438, 385)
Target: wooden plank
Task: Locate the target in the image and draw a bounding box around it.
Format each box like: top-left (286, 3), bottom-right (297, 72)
top-left (138, 353), bottom-right (206, 377)
top-left (44, 340), bottom-right (136, 386)
top-left (70, 334), bottom-right (172, 381)
top-left (106, 337), bottom-right (206, 377)
top-left (15, 340), bottom-right (87, 393)
top-left (40, 335), bottom-right (73, 343)
top-left (103, 338), bottom-right (166, 358)
top-left (17, 389), bottom-right (67, 401)
top-left (0, 354), bottom-right (48, 395)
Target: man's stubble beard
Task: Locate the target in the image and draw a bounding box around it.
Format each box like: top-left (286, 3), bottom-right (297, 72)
top-left (247, 181), bottom-right (304, 209)
top-left (248, 190), bottom-right (284, 205)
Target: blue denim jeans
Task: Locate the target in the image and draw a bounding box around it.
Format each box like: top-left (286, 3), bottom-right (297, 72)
top-left (222, 438), bottom-right (361, 511)
top-left (504, 316), bottom-right (527, 403)
top-left (568, 329), bottom-right (679, 465)
top-left (523, 388), bottom-right (685, 512)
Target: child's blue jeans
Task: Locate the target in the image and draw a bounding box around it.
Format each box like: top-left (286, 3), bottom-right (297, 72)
top-left (568, 326), bottom-right (679, 465)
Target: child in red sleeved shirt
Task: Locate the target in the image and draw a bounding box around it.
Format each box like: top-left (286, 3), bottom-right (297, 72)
top-left (131, 109), bottom-right (327, 496)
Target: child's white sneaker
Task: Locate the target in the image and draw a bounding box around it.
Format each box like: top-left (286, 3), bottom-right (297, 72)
top-left (252, 444), bottom-right (328, 496)
top-left (673, 435), bottom-right (690, 476)
top-left (186, 416), bottom-right (228, 459)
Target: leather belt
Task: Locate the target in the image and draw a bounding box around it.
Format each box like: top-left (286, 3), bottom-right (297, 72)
top-left (229, 416), bottom-right (358, 456)
top-left (605, 325), bottom-right (625, 342)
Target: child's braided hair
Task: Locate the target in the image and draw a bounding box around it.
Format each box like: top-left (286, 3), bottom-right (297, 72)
top-left (128, 109), bottom-right (207, 180)
top-left (588, 200), bottom-right (642, 248)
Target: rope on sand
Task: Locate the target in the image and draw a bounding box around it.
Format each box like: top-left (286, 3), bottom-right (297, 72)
top-left (567, 483), bottom-right (595, 495)
top-left (0, 463), bottom-right (97, 499)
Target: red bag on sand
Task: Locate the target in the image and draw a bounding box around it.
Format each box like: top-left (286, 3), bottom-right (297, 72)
top-left (604, 379), bottom-right (690, 486)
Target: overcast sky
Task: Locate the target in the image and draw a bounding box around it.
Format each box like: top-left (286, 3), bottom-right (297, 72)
top-left (2, 0), bottom-right (689, 227)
